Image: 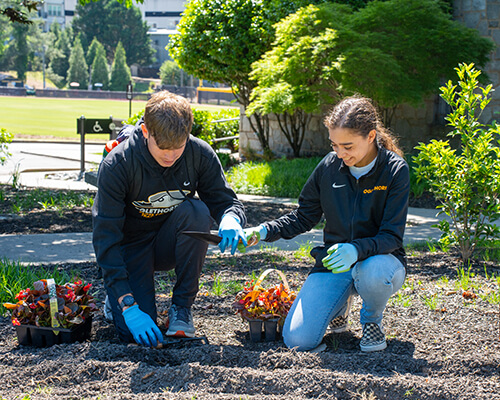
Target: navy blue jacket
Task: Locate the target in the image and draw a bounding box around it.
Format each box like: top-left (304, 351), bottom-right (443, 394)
top-left (262, 147), bottom-right (409, 271)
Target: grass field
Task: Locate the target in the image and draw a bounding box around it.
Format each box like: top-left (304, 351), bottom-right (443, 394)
top-left (0, 96), bottom-right (238, 140)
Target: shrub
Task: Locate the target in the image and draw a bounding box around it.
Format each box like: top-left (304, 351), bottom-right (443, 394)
top-left (192, 108), bottom-right (239, 152)
top-left (0, 128), bottom-right (13, 166)
top-left (413, 63), bottom-right (500, 261)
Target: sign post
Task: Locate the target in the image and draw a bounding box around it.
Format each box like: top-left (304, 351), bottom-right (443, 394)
top-left (126, 81), bottom-right (133, 118)
top-left (77, 116), bottom-right (116, 179)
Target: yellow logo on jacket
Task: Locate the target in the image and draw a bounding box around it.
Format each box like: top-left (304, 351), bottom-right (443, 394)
top-left (363, 185), bottom-right (387, 194)
top-left (132, 190), bottom-right (191, 218)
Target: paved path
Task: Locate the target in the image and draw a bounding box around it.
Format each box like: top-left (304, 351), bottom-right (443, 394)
top-left (0, 140), bottom-right (445, 264)
top-left (0, 205), bottom-right (443, 265)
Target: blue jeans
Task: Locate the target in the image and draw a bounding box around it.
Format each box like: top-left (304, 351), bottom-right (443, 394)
top-left (282, 254), bottom-right (405, 351)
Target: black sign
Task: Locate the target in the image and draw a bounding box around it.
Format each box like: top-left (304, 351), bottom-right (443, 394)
top-left (126, 82), bottom-right (133, 100)
top-left (79, 118), bottom-right (115, 134)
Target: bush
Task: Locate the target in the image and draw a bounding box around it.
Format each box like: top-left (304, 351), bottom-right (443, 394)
top-left (413, 63), bottom-right (500, 261)
top-left (0, 128), bottom-right (13, 166)
top-left (192, 108), bottom-right (239, 153)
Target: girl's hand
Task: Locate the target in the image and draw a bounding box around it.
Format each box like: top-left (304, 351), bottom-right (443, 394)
top-left (322, 243), bottom-right (358, 273)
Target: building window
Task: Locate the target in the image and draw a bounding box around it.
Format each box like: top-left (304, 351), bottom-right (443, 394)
top-left (48, 4), bottom-right (62, 17)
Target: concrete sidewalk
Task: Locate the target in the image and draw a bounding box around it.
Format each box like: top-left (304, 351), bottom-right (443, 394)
top-left (0, 140), bottom-right (445, 264)
top-left (0, 204), bottom-right (444, 265)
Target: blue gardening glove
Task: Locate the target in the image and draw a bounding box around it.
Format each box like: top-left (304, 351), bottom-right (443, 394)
top-left (218, 214), bottom-right (246, 255)
top-left (238, 225), bottom-right (267, 253)
top-left (322, 243), bottom-right (358, 273)
top-left (122, 305), bottom-right (163, 347)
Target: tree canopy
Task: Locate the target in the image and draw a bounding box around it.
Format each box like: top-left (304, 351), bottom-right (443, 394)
top-left (249, 0), bottom-right (494, 118)
top-left (169, 0), bottom-right (324, 155)
top-left (1, 0), bottom-right (145, 24)
top-left (71, 0), bottom-right (154, 66)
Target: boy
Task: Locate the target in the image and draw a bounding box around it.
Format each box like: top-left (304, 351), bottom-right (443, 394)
top-left (92, 91), bottom-right (246, 347)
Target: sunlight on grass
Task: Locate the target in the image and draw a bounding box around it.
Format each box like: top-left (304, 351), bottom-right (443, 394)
top-left (227, 157), bottom-right (321, 198)
top-left (295, 241), bottom-right (313, 259)
top-left (0, 96), bottom-right (235, 139)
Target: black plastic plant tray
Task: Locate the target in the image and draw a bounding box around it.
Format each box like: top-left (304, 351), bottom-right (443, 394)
top-left (15, 317), bottom-right (92, 347)
top-left (248, 319), bottom-right (281, 342)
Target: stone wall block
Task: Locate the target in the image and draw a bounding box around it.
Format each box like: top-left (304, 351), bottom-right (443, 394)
top-left (487, 3), bottom-right (500, 18)
top-left (477, 20), bottom-right (490, 35)
top-left (464, 12), bottom-right (481, 27)
top-left (472, 0), bottom-right (487, 10)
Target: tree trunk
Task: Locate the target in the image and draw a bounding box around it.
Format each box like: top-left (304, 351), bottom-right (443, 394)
top-left (276, 109), bottom-right (311, 157)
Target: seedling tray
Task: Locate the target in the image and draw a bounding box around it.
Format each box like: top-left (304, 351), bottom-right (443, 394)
top-left (248, 319), bottom-right (281, 342)
top-left (16, 317), bottom-right (92, 347)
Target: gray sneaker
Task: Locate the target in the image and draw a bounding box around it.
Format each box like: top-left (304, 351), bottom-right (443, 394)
top-left (360, 323), bottom-right (387, 352)
top-left (166, 304), bottom-right (195, 338)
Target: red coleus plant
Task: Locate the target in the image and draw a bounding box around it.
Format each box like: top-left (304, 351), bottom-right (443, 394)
top-left (232, 269), bottom-right (296, 325)
top-left (3, 279), bottom-right (97, 329)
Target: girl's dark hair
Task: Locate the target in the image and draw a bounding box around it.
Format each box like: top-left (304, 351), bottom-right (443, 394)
top-left (323, 96), bottom-right (403, 157)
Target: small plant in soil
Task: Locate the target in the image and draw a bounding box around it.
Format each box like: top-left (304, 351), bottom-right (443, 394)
top-left (413, 63), bottom-right (500, 262)
top-left (3, 279), bottom-right (97, 329)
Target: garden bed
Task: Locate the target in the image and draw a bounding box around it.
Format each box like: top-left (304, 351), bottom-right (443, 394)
top-left (0, 250), bottom-right (499, 399)
top-left (0, 185), bottom-right (497, 399)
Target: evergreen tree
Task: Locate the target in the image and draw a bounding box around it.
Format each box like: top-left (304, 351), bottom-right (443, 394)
top-left (13, 23), bottom-right (29, 82)
top-left (49, 21), bottom-right (61, 43)
top-left (67, 37), bottom-right (89, 89)
top-left (49, 28), bottom-right (71, 86)
top-left (91, 45), bottom-right (109, 90)
top-left (110, 41), bottom-right (131, 91)
top-left (86, 36), bottom-right (101, 66)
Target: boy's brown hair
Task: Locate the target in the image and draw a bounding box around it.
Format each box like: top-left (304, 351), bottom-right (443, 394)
top-left (143, 91), bottom-right (193, 149)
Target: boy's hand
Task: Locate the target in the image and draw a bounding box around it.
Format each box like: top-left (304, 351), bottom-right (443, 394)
top-left (122, 305), bottom-right (163, 347)
top-left (218, 214), bottom-right (246, 255)
top-left (322, 243), bottom-right (358, 273)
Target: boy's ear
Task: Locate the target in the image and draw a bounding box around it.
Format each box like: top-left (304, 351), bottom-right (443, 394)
top-left (141, 123), bottom-right (149, 139)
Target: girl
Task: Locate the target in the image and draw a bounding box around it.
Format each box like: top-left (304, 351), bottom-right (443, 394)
top-left (245, 96), bottom-right (409, 352)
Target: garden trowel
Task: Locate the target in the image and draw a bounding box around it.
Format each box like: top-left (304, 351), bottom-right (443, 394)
top-left (182, 230), bottom-right (260, 252)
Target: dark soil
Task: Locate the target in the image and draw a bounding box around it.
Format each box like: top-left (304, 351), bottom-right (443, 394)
top-left (0, 185), bottom-right (498, 400)
top-left (0, 185), bottom-right (298, 235)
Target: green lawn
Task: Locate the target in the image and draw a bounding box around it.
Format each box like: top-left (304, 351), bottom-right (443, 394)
top-left (0, 96), bottom-right (237, 140)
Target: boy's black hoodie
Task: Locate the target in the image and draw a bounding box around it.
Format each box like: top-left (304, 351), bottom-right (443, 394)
top-left (92, 124), bottom-right (246, 300)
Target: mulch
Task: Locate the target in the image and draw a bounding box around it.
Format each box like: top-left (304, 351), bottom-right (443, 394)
top-left (1, 185), bottom-right (498, 400)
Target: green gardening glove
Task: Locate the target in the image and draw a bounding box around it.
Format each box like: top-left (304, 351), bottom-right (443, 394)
top-left (322, 243), bottom-right (358, 273)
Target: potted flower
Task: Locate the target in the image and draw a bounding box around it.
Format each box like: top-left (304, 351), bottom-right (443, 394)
top-left (3, 279), bottom-right (97, 347)
top-left (232, 269), bottom-right (296, 342)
